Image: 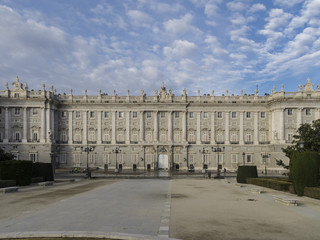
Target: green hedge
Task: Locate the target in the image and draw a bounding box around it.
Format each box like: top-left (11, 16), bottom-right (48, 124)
top-left (0, 180), bottom-right (16, 188)
top-left (304, 187), bottom-right (320, 200)
top-left (32, 162), bottom-right (54, 181)
top-left (237, 166), bottom-right (258, 183)
top-left (247, 178), bottom-right (295, 193)
top-left (290, 152), bottom-right (320, 196)
top-left (0, 160), bottom-right (33, 186)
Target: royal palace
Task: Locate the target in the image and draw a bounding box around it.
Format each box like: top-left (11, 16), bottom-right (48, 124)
top-left (0, 77), bottom-right (319, 173)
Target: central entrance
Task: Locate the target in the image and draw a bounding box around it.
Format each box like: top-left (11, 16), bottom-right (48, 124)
top-left (158, 154), bottom-right (169, 170)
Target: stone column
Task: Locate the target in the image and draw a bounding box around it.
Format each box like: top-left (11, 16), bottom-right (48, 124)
top-left (168, 111), bottom-right (173, 142)
top-left (254, 112), bottom-right (259, 144)
top-left (196, 112), bottom-right (201, 144)
top-left (68, 111), bottom-right (73, 144)
top-left (210, 112), bottom-right (215, 144)
top-left (46, 105), bottom-right (51, 142)
top-left (268, 112), bottom-right (272, 143)
top-left (4, 107), bottom-right (9, 143)
top-left (154, 111), bottom-right (158, 142)
top-left (126, 111), bottom-right (130, 144)
top-left (41, 107), bottom-right (46, 143)
top-left (239, 111), bottom-right (244, 145)
top-left (279, 109), bottom-right (285, 143)
top-left (97, 111), bottom-right (102, 144)
top-left (112, 111), bottom-right (116, 144)
top-left (271, 110), bottom-right (276, 142)
top-left (182, 111), bottom-right (187, 142)
top-left (225, 111), bottom-right (230, 144)
top-left (22, 107), bottom-right (28, 143)
top-left (83, 110), bottom-right (87, 144)
top-left (296, 108), bottom-right (302, 129)
top-left (51, 109), bottom-right (55, 141)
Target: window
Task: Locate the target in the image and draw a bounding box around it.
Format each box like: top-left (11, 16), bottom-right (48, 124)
top-left (260, 112), bottom-right (265, 118)
top-left (175, 112), bottom-right (179, 118)
top-left (30, 153), bottom-right (37, 163)
top-left (146, 112), bottom-right (152, 118)
top-left (288, 109), bottom-right (292, 115)
top-left (231, 133), bottom-right (237, 142)
top-left (14, 93), bottom-right (19, 98)
top-left (189, 112), bottom-right (194, 118)
top-left (246, 155), bottom-right (252, 163)
top-left (118, 112), bottom-right (124, 118)
top-left (188, 132), bottom-right (195, 142)
top-left (231, 154), bottom-right (238, 163)
top-left (33, 132), bottom-right (38, 141)
top-left (104, 112), bottom-right (109, 118)
top-left (232, 112), bottom-right (236, 118)
top-left (61, 111), bottom-right (67, 118)
top-left (246, 112), bottom-right (251, 118)
top-left (132, 112), bottom-right (137, 118)
top-left (33, 108), bottom-right (38, 115)
top-left (203, 112), bottom-right (208, 118)
top-left (76, 111), bottom-right (81, 118)
top-left (90, 111), bottom-right (95, 118)
top-left (306, 109), bottom-right (311, 115)
top-left (15, 132), bottom-right (20, 141)
top-left (15, 108), bottom-right (20, 115)
top-left (0, 108), bottom-right (2, 114)
top-left (161, 112), bottom-right (166, 118)
top-left (60, 131), bottom-right (67, 142)
top-left (217, 112), bottom-right (222, 118)
top-left (245, 133), bottom-right (252, 142)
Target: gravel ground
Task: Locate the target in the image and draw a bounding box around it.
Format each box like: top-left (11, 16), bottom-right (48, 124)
top-left (169, 178), bottom-right (320, 240)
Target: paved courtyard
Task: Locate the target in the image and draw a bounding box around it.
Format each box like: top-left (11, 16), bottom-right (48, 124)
top-left (0, 177), bottom-right (320, 240)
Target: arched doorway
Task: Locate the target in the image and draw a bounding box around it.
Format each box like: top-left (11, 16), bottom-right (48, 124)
top-left (158, 154), bottom-right (169, 170)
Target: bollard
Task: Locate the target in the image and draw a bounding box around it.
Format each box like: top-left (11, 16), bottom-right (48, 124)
top-left (208, 171), bottom-right (211, 179)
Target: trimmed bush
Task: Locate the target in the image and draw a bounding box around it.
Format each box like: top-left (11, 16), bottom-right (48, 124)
top-left (32, 162), bottom-right (54, 181)
top-left (31, 177), bottom-right (44, 183)
top-left (0, 180), bottom-right (16, 188)
top-left (290, 152), bottom-right (320, 196)
top-left (304, 187), bottom-right (320, 200)
top-left (237, 166), bottom-right (258, 183)
top-left (0, 160), bottom-right (33, 186)
top-left (247, 178), bottom-right (295, 193)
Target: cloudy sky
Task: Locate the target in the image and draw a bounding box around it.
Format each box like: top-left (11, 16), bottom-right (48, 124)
top-left (1, 0), bottom-right (320, 96)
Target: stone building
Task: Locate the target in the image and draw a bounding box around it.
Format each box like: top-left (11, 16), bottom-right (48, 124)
top-left (0, 77), bottom-right (319, 173)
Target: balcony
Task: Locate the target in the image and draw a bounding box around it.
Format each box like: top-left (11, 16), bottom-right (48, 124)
top-left (230, 141), bottom-right (239, 144)
top-left (244, 141), bottom-right (253, 144)
top-left (116, 141), bottom-right (125, 144)
top-left (9, 139), bottom-right (21, 143)
top-left (56, 140), bottom-right (68, 144)
top-left (73, 141), bottom-right (82, 144)
top-left (216, 141), bottom-right (225, 144)
top-left (88, 141), bottom-right (97, 144)
top-left (259, 141), bottom-right (270, 144)
top-left (130, 141), bottom-right (138, 144)
top-left (102, 141), bottom-right (111, 144)
top-left (201, 141), bottom-right (210, 144)
top-left (188, 141), bottom-right (196, 144)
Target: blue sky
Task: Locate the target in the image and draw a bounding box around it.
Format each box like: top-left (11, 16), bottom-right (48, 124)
top-left (0, 0), bottom-right (320, 96)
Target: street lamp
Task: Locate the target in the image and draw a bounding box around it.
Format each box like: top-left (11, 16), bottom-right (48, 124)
top-left (112, 147), bottom-right (121, 173)
top-left (299, 140), bottom-right (304, 150)
top-left (212, 144), bottom-right (225, 178)
top-left (261, 152), bottom-right (270, 175)
top-left (81, 145), bottom-right (95, 178)
top-left (242, 152), bottom-right (245, 165)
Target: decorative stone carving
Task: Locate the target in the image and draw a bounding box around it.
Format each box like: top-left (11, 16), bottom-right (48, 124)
top-left (304, 78), bottom-right (314, 92)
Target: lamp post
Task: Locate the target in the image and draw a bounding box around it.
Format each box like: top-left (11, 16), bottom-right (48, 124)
top-left (212, 144), bottom-right (225, 178)
top-left (81, 145), bottom-right (95, 178)
top-left (112, 147), bottom-right (121, 173)
top-left (242, 152), bottom-right (245, 165)
top-left (299, 140), bottom-right (304, 151)
top-left (261, 152), bottom-right (270, 175)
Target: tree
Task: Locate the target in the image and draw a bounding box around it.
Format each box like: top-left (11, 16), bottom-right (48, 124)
top-left (282, 119), bottom-right (320, 158)
top-left (0, 148), bottom-right (14, 161)
top-left (278, 119), bottom-right (320, 173)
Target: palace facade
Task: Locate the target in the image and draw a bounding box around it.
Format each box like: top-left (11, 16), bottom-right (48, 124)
top-left (0, 77), bottom-right (319, 173)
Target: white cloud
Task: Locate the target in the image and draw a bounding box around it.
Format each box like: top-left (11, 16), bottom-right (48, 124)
top-left (163, 40), bottom-right (197, 59)
top-left (205, 35), bottom-right (228, 56)
top-left (204, 3), bottom-right (219, 17)
top-left (226, 1), bottom-right (246, 12)
top-left (274, 0), bottom-right (304, 8)
top-left (163, 14), bottom-right (196, 35)
top-left (127, 10), bottom-right (153, 28)
top-left (249, 3), bottom-right (266, 13)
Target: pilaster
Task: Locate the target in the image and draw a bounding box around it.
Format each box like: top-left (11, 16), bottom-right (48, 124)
top-left (196, 112), bottom-right (201, 144)
top-left (225, 111), bottom-right (230, 144)
top-left (68, 111), bottom-right (73, 144)
top-left (22, 107), bottom-right (28, 143)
